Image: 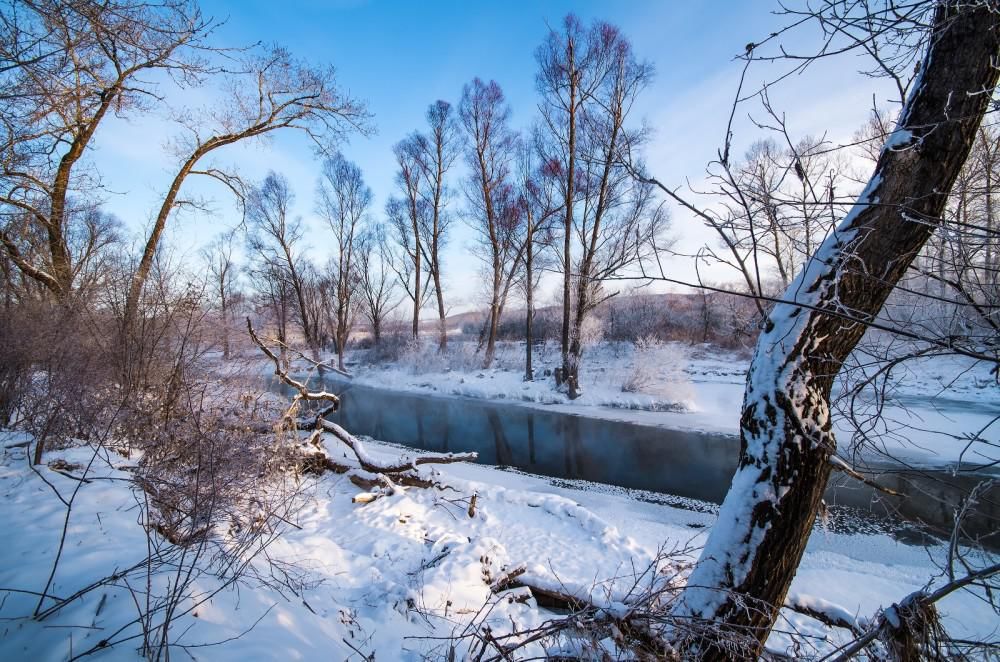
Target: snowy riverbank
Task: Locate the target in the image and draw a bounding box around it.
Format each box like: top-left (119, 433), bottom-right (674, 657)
top-left (336, 340), bottom-right (1000, 470)
top-left (2, 433), bottom-right (996, 660)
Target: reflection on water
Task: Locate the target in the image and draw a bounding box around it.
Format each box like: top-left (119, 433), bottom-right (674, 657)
top-left (274, 375), bottom-right (999, 547)
top-left (322, 379), bottom-right (738, 502)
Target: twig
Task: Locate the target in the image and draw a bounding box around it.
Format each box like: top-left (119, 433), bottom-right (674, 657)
top-left (829, 455), bottom-right (904, 498)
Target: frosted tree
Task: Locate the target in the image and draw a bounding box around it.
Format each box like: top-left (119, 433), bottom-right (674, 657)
top-left (670, 3), bottom-right (1000, 659)
top-left (201, 231), bottom-right (239, 360)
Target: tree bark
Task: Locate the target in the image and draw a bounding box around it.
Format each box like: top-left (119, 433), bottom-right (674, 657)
top-left (433, 261), bottom-right (447, 351)
top-left (221, 295), bottom-right (230, 360)
top-left (432, 153), bottom-right (449, 353)
top-left (673, 4), bottom-right (1000, 659)
top-left (561, 38), bottom-right (577, 384)
top-left (410, 198), bottom-right (422, 342)
top-left (123, 145), bottom-right (206, 327)
top-left (524, 231), bottom-right (535, 381)
top-left (484, 295), bottom-right (500, 368)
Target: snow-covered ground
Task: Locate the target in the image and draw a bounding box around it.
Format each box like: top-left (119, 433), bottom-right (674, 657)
top-left (345, 340), bottom-right (1000, 469)
top-left (3, 434), bottom-right (996, 660)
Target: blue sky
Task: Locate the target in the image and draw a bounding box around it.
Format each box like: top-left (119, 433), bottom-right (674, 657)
top-left (90, 1), bottom-right (894, 310)
top-left (191, 0), bottom-right (774, 216)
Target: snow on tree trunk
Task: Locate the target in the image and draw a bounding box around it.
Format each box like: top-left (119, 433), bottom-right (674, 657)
top-left (672, 4), bottom-right (1000, 659)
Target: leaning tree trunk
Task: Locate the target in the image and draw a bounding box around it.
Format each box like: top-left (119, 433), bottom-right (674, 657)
top-left (672, 4), bottom-right (1000, 659)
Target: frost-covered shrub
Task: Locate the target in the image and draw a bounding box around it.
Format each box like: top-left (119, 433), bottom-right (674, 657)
top-left (397, 339), bottom-right (482, 374)
top-left (650, 342), bottom-right (695, 404)
top-left (620, 338), bottom-right (695, 406)
top-left (370, 331), bottom-right (410, 362)
top-left (621, 335), bottom-right (660, 393)
top-left (579, 315), bottom-right (604, 347)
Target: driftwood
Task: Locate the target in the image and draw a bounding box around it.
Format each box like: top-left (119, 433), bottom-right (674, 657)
top-left (489, 563), bottom-right (527, 594)
top-left (487, 572), bottom-right (670, 658)
top-left (247, 319), bottom-right (478, 502)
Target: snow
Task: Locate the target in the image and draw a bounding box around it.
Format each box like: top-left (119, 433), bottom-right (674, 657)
top-left (1, 433), bottom-right (996, 660)
top-left (883, 127), bottom-right (915, 151)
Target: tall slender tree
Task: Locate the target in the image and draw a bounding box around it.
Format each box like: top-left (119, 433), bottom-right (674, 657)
top-left (459, 78), bottom-right (525, 368)
top-left (317, 153), bottom-right (371, 371)
top-left (413, 101), bottom-right (461, 351)
top-left (536, 15), bottom-right (590, 387)
top-left (536, 15), bottom-right (662, 397)
top-left (387, 139), bottom-right (427, 340)
top-left (515, 137), bottom-right (562, 381)
top-left (244, 172), bottom-right (319, 355)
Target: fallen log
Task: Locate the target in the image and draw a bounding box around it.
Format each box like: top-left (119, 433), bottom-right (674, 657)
top-left (247, 318), bottom-right (478, 503)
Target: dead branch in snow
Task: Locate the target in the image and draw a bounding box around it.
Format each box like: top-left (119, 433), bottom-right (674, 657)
top-left (783, 594), bottom-right (864, 637)
top-left (246, 319), bottom-right (343, 406)
top-left (247, 318), bottom-right (477, 501)
top-left (489, 563), bottom-right (527, 594)
top-left (447, 543), bottom-right (718, 661)
top-left (825, 561), bottom-right (1000, 661)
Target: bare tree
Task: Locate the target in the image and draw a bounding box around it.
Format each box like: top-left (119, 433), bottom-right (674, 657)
top-left (0, 0), bottom-right (214, 301)
top-left (123, 44), bottom-right (369, 328)
top-left (536, 15), bottom-right (664, 397)
top-left (412, 101), bottom-right (462, 351)
top-left (316, 153), bottom-right (371, 370)
top-left (201, 231), bottom-right (238, 359)
top-left (387, 140), bottom-right (428, 340)
top-left (459, 78), bottom-right (526, 368)
top-left (667, 4), bottom-right (1000, 659)
top-left (686, 132), bottom-right (850, 310)
top-left (743, 138), bottom-right (831, 287)
top-left (535, 14), bottom-right (592, 388)
top-left (244, 172), bottom-right (320, 357)
top-left (356, 225), bottom-right (401, 349)
top-left (515, 136), bottom-right (562, 381)
top-left (567, 29), bottom-right (662, 398)
top-left (929, 124), bottom-right (1000, 314)
top-left (246, 261), bottom-right (293, 370)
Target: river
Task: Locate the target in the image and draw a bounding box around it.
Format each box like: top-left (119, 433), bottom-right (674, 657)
top-left (274, 374), bottom-right (1000, 547)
